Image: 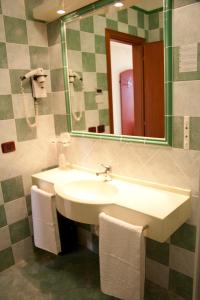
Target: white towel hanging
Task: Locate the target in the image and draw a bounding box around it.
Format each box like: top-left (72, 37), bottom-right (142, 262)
top-left (31, 185), bottom-right (61, 254)
top-left (99, 212), bottom-right (145, 300)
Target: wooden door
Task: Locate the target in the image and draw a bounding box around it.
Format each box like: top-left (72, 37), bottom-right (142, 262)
top-left (143, 41), bottom-right (164, 138)
top-left (120, 70), bottom-right (134, 135)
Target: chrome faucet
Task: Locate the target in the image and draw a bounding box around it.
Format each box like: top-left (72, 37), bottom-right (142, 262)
top-left (96, 164), bottom-right (112, 181)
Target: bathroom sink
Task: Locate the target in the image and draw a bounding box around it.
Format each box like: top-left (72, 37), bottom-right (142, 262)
top-left (55, 179), bottom-right (118, 204)
top-left (33, 167), bottom-right (192, 242)
top-left (55, 177), bottom-right (119, 225)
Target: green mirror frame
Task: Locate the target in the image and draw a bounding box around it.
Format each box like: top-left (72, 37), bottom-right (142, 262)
top-left (60, 0), bottom-right (172, 146)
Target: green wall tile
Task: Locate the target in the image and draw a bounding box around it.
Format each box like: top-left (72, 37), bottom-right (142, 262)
top-left (171, 223), bottom-right (196, 252)
top-left (0, 95), bottom-right (14, 120)
top-left (118, 9), bottom-right (128, 24)
top-left (24, 0), bottom-right (44, 20)
top-left (0, 1), bottom-right (2, 14)
top-left (9, 69), bottom-right (31, 94)
top-left (82, 52), bottom-right (96, 72)
top-left (0, 42), bottom-right (8, 68)
top-left (66, 29), bottom-right (81, 51)
top-left (97, 73), bottom-right (107, 91)
top-left (15, 118), bottom-right (37, 142)
top-left (138, 11), bottom-right (144, 28)
top-left (172, 116), bottom-right (183, 149)
top-left (0, 205), bottom-right (7, 228)
top-left (9, 218), bottom-right (30, 243)
top-left (4, 16), bottom-right (28, 44)
top-left (1, 176), bottom-right (24, 203)
top-left (169, 269), bottom-right (193, 300)
top-left (106, 19), bottom-right (118, 31)
top-left (0, 248), bottom-right (14, 272)
top-left (190, 117), bottom-right (200, 150)
top-left (47, 20), bottom-right (60, 46)
top-left (149, 12), bottom-right (159, 30)
top-left (72, 112), bottom-right (86, 131)
top-left (29, 46), bottom-right (49, 69)
top-left (99, 109), bottom-right (109, 126)
top-left (95, 35), bottom-right (106, 54)
top-left (50, 69), bottom-right (64, 92)
top-left (145, 280), bottom-right (169, 300)
top-left (80, 16), bottom-right (94, 33)
top-left (84, 92), bottom-right (97, 110)
top-left (128, 26), bottom-right (137, 35)
top-left (37, 94), bottom-right (52, 115)
top-left (54, 114), bottom-right (68, 135)
top-left (25, 195), bottom-right (32, 215)
top-left (146, 238), bottom-right (169, 266)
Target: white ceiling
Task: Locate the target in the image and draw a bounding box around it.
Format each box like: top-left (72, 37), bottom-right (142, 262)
top-left (33, 0), bottom-right (163, 22)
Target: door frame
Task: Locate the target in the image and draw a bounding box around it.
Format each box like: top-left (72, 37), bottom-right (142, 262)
top-left (105, 29), bottom-right (145, 134)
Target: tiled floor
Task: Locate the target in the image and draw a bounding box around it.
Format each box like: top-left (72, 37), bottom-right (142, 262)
top-left (0, 247), bottom-right (184, 300)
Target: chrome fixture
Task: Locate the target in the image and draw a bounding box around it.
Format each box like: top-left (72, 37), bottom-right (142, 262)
top-left (96, 164), bottom-right (112, 181)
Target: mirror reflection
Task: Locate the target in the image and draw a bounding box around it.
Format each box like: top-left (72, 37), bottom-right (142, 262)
top-left (65, 0), bottom-right (164, 138)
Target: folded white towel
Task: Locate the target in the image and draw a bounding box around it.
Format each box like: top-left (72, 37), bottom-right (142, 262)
top-left (31, 185), bottom-right (61, 254)
top-left (99, 212), bottom-right (145, 300)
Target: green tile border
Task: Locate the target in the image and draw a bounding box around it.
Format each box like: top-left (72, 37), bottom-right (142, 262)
top-left (60, 0), bottom-right (172, 146)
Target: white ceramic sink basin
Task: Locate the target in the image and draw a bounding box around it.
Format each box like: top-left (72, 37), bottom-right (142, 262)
top-left (33, 167), bottom-right (192, 242)
top-left (55, 179), bottom-right (118, 204)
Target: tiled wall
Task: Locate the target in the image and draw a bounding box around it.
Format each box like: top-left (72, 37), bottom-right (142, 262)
top-left (0, 1), bottom-right (200, 300)
top-left (0, 0), bottom-right (60, 271)
top-left (66, 6), bottom-right (163, 133)
top-left (59, 1), bottom-right (200, 300)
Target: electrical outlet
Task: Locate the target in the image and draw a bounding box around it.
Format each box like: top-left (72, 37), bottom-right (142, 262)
top-left (184, 116), bottom-right (190, 150)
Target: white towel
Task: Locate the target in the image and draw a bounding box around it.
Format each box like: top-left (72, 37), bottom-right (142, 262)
top-left (99, 212), bottom-right (145, 300)
top-left (31, 185), bottom-right (61, 254)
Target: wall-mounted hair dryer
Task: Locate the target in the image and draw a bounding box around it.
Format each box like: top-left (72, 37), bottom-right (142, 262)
top-left (20, 68), bottom-right (48, 99)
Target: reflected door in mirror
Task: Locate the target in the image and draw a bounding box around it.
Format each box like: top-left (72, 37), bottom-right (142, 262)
top-left (120, 70), bottom-right (134, 136)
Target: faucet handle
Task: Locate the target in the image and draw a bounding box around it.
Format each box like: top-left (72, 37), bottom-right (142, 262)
top-left (101, 164), bottom-right (112, 172)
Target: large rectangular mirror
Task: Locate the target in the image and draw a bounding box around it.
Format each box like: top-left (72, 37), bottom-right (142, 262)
top-left (61, 0), bottom-right (172, 145)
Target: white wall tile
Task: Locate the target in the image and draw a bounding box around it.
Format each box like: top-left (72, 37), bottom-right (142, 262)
top-left (52, 91), bottom-right (66, 114)
top-left (1, 0), bottom-right (26, 19)
top-left (6, 44), bottom-right (30, 69)
top-left (0, 226), bottom-right (11, 251)
top-left (118, 22), bottom-right (128, 34)
top-left (173, 3), bottom-right (200, 46)
top-left (173, 80), bottom-right (200, 117)
top-left (0, 69), bottom-right (11, 95)
top-left (5, 197), bottom-right (27, 225)
top-left (93, 15), bottom-right (106, 35)
top-left (67, 50), bottom-right (83, 72)
top-left (66, 19), bottom-right (80, 31)
top-left (49, 44), bottom-right (62, 70)
top-left (0, 119), bottom-right (16, 144)
top-left (169, 245), bottom-right (195, 278)
top-left (0, 185), bottom-right (3, 205)
top-left (95, 54), bottom-right (107, 73)
top-left (146, 258), bottom-right (169, 289)
top-left (0, 15), bottom-right (6, 42)
top-left (27, 21), bottom-right (48, 47)
top-left (85, 110), bottom-right (99, 128)
top-left (12, 94), bottom-right (35, 119)
top-left (80, 32), bottom-right (95, 53)
top-left (12, 237), bottom-right (33, 263)
top-left (37, 115), bottom-right (55, 140)
top-left (82, 72), bottom-right (96, 91)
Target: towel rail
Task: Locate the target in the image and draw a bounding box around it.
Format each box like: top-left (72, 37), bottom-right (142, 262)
top-left (142, 225), bottom-right (149, 231)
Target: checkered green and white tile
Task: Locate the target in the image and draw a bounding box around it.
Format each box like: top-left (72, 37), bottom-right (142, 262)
top-left (0, 0), bottom-right (59, 272)
top-left (65, 6), bottom-right (163, 132)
